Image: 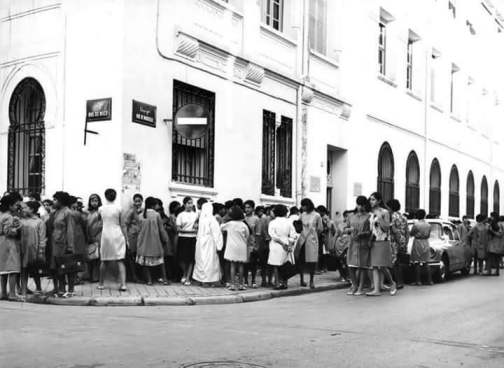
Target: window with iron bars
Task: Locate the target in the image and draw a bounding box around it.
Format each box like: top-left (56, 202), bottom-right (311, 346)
top-left (172, 81), bottom-right (215, 187)
top-left (449, 166), bottom-right (460, 217)
top-left (377, 142), bottom-right (394, 205)
top-left (406, 39), bottom-right (413, 90)
top-left (466, 172), bottom-right (475, 219)
top-left (481, 177), bottom-right (488, 217)
top-left (262, 110), bottom-right (292, 198)
top-left (429, 159), bottom-right (441, 217)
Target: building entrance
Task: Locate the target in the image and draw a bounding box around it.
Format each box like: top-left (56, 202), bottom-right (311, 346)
top-left (326, 146), bottom-right (347, 217)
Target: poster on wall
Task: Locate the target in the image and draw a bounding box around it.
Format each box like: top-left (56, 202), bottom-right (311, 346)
top-left (122, 153), bottom-right (141, 192)
top-left (132, 100), bottom-right (156, 127)
top-left (86, 98), bottom-right (112, 122)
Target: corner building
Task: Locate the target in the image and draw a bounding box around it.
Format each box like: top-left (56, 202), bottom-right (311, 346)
top-left (1, 0), bottom-right (504, 218)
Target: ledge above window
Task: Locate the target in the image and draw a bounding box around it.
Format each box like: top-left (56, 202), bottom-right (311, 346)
top-left (260, 194), bottom-right (295, 205)
top-left (377, 73), bottom-right (397, 88)
top-left (309, 49), bottom-right (340, 68)
top-left (169, 182), bottom-right (218, 198)
top-left (450, 113), bottom-right (462, 123)
top-left (430, 102), bottom-right (444, 113)
top-left (259, 24), bottom-right (298, 47)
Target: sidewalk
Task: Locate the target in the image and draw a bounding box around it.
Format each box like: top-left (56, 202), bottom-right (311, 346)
top-left (21, 272), bottom-right (349, 306)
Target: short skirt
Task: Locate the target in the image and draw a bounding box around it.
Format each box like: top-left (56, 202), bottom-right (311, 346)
top-left (369, 240), bottom-right (393, 268)
top-left (347, 238), bottom-right (370, 268)
top-left (177, 237), bottom-right (196, 264)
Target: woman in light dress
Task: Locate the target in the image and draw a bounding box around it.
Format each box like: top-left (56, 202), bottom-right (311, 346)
top-left (98, 189), bottom-right (127, 291)
top-left (193, 202), bottom-right (223, 285)
top-left (267, 205), bottom-right (297, 289)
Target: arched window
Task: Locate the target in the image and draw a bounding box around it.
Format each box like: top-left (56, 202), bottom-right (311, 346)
top-left (377, 142), bottom-right (394, 204)
top-left (429, 158), bottom-right (441, 217)
top-left (7, 78), bottom-right (46, 195)
top-left (466, 171), bottom-right (475, 219)
top-left (481, 176), bottom-right (488, 217)
top-left (448, 165), bottom-right (459, 217)
top-left (494, 181), bottom-right (500, 215)
top-left (405, 151), bottom-right (420, 214)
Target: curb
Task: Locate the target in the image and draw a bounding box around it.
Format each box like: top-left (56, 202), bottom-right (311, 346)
top-left (23, 281), bottom-right (350, 307)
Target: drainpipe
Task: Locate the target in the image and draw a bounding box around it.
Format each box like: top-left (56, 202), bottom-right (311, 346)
top-left (423, 45), bottom-right (430, 212)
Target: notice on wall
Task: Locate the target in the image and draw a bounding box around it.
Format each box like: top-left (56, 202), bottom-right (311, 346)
top-left (309, 176), bottom-right (321, 192)
top-left (122, 153), bottom-right (141, 192)
top-left (86, 98), bottom-right (112, 122)
top-left (353, 182), bottom-right (362, 196)
top-left (132, 100), bottom-right (156, 127)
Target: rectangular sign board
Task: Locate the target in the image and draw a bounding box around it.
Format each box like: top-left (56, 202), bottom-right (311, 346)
top-left (86, 98), bottom-right (112, 122)
top-left (132, 100), bottom-right (156, 127)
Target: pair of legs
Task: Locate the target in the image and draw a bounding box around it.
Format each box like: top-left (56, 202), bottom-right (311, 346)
top-left (347, 266), bottom-right (366, 295)
top-left (485, 253), bottom-right (500, 275)
top-left (142, 264), bottom-right (168, 285)
top-left (368, 267), bottom-right (396, 295)
top-left (125, 251), bottom-right (140, 282)
top-left (20, 269), bottom-right (41, 296)
top-left (0, 273), bottom-right (19, 299)
top-left (58, 272), bottom-right (76, 295)
top-left (180, 261), bottom-right (194, 285)
top-left (474, 258), bottom-right (485, 275)
top-left (228, 261), bottom-right (245, 290)
top-left (86, 260), bottom-right (100, 282)
top-left (98, 260), bottom-right (126, 290)
top-left (414, 263), bottom-right (433, 285)
top-left (244, 251), bottom-right (258, 287)
top-left (258, 248), bottom-right (272, 286)
top-left (300, 262), bottom-right (316, 289)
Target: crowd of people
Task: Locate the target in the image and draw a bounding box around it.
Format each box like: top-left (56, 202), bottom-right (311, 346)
top-left (0, 188), bottom-right (502, 301)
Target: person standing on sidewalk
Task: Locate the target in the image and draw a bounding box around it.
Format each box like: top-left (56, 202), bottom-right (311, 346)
top-left (298, 198), bottom-right (323, 289)
top-left (49, 191), bottom-right (76, 297)
top-left (85, 194), bottom-right (102, 282)
top-left (124, 193), bottom-right (143, 283)
top-left (487, 212), bottom-right (502, 276)
top-left (0, 193), bottom-right (23, 300)
top-left (468, 214), bottom-right (490, 275)
top-left (387, 199), bottom-right (409, 289)
top-left (98, 189), bottom-right (127, 292)
top-left (367, 192), bottom-right (397, 296)
top-left (410, 209), bottom-right (433, 286)
top-left (193, 202), bottom-right (223, 285)
top-left (345, 196), bottom-right (371, 296)
top-left (221, 206), bottom-right (250, 291)
top-left (176, 196), bottom-right (198, 286)
top-left (244, 200), bottom-right (260, 288)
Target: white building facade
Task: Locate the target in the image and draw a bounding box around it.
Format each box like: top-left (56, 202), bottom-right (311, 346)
top-left (1, 0), bottom-right (504, 218)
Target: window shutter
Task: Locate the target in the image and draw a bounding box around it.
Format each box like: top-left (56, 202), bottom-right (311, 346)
top-left (262, 110), bottom-right (276, 196)
top-left (277, 116), bottom-right (293, 198)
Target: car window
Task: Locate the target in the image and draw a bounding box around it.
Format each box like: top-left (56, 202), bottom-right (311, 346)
top-left (452, 225), bottom-right (461, 241)
top-left (443, 226), bottom-right (454, 240)
top-left (430, 223), bottom-right (442, 240)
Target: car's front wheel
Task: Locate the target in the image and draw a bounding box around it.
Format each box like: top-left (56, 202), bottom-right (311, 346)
top-left (434, 258), bottom-right (448, 282)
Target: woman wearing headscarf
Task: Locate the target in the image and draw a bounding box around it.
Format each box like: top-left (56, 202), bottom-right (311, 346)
top-left (193, 202), bottom-right (223, 285)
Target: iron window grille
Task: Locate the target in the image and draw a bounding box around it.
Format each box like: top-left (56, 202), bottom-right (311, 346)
top-left (261, 110), bottom-right (293, 198)
top-left (494, 181), bottom-right (500, 215)
top-left (172, 80), bottom-right (215, 187)
top-left (378, 22), bottom-right (387, 75)
top-left (405, 151), bottom-right (420, 214)
top-left (449, 165), bottom-right (460, 217)
top-left (429, 159), bottom-right (441, 217)
top-left (7, 78), bottom-right (46, 196)
top-left (377, 142), bottom-right (394, 205)
top-left (466, 171), bottom-right (475, 219)
top-left (406, 39), bottom-right (413, 90)
top-left (481, 176), bottom-right (488, 217)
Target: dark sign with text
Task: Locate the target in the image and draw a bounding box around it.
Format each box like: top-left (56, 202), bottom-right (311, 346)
top-left (86, 98), bottom-right (112, 122)
top-left (132, 100), bottom-right (156, 127)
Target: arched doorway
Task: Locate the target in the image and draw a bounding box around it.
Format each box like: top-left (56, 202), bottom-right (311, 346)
top-left (448, 165), bottom-right (459, 217)
top-left (481, 176), bottom-right (488, 217)
top-left (494, 181), bottom-right (500, 215)
top-left (466, 171), bottom-right (475, 219)
top-left (7, 78), bottom-right (46, 195)
top-left (377, 142), bottom-right (394, 204)
top-left (405, 151), bottom-right (420, 214)
top-left (429, 158), bottom-right (441, 217)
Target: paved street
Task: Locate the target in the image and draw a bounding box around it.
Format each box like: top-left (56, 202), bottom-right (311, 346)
top-left (1, 273), bottom-right (503, 368)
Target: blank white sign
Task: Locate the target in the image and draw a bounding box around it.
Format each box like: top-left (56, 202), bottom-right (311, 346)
top-left (177, 117), bottom-right (207, 125)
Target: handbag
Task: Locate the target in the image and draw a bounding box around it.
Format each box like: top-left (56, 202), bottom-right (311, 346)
top-left (87, 242), bottom-right (100, 260)
top-left (279, 251), bottom-right (298, 280)
top-left (55, 254), bottom-right (86, 275)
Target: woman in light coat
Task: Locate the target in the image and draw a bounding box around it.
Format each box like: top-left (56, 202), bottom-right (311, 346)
top-left (193, 202), bottom-right (223, 285)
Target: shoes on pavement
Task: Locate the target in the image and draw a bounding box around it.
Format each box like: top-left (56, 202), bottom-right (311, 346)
top-left (366, 291), bottom-right (382, 297)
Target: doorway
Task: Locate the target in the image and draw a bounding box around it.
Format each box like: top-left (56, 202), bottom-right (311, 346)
top-left (326, 146), bottom-right (348, 218)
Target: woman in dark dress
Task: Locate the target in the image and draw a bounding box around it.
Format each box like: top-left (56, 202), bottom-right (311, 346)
top-left (410, 209), bottom-right (433, 285)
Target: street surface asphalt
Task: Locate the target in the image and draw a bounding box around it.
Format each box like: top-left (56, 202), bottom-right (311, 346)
top-left (1, 273), bottom-right (503, 368)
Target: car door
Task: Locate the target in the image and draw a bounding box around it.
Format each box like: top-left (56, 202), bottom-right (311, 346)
top-left (443, 224), bottom-right (464, 271)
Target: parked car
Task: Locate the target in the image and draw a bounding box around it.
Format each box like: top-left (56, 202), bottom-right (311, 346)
top-left (406, 219), bottom-right (473, 282)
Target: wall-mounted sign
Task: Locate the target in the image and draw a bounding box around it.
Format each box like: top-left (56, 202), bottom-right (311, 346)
top-left (86, 98), bottom-right (112, 122)
top-left (174, 103), bottom-right (208, 139)
top-left (132, 100), bottom-right (156, 127)
top-left (309, 176), bottom-right (321, 192)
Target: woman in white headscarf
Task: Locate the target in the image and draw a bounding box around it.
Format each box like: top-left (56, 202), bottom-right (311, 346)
top-left (193, 202), bottom-right (223, 285)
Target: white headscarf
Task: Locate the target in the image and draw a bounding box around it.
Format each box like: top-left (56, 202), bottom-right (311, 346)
top-left (198, 202), bottom-right (223, 250)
